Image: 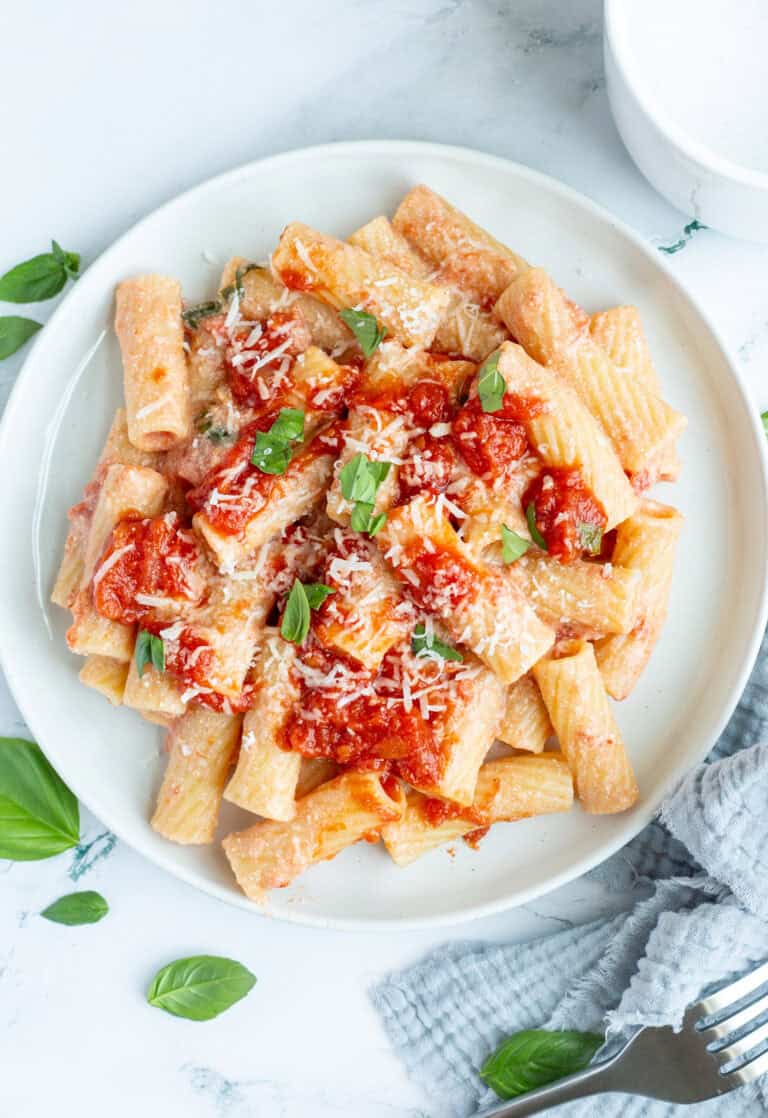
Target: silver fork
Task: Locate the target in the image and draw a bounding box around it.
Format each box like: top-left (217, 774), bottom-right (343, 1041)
top-left (482, 958), bottom-right (768, 1116)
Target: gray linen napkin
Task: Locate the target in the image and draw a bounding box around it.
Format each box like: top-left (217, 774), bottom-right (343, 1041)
top-left (372, 629), bottom-right (768, 1116)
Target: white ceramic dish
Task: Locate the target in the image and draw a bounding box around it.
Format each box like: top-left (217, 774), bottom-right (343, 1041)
top-left (0, 141), bottom-right (766, 929)
top-left (605, 0), bottom-right (768, 242)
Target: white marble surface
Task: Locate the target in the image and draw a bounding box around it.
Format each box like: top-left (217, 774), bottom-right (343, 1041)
top-left (1, 1), bottom-right (767, 1115)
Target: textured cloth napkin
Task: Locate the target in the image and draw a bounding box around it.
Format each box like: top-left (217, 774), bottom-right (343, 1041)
top-left (372, 628), bottom-right (768, 1116)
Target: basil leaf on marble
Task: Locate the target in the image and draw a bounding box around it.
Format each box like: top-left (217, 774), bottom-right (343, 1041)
top-left (147, 955), bottom-right (257, 1021)
top-left (0, 242), bottom-right (79, 303)
top-left (0, 316), bottom-right (42, 360)
top-left (0, 738), bottom-right (79, 860)
top-left (41, 890), bottom-right (108, 926)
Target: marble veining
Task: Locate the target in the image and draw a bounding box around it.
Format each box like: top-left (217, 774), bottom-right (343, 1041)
top-left (1, 0), bottom-right (767, 1115)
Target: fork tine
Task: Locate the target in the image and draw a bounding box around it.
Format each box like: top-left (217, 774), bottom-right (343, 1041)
top-left (699, 990), bottom-right (768, 1041)
top-left (695, 959), bottom-right (768, 1017)
top-left (715, 1017), bottom-right (768, 1066)
top-left (729, 1046), bottom-right (768, 1086)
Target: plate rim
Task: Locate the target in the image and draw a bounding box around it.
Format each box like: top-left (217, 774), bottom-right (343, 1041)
top-left (1, 138), bottom-right (767, 930)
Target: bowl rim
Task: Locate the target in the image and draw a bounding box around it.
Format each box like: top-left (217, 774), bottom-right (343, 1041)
top-left (2, 138), bottom-right (767, 929)
top-left (605, 0), bottom-right (768, 193)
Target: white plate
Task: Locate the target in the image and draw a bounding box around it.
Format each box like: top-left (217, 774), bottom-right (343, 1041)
top-left (1, 141), bottom-right (766, 929)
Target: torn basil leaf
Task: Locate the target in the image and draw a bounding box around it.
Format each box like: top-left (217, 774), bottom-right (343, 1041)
top-left (501, 524), bottom-right (532, 564)
top-left (135, 630), bottom-right (165, 678)
top-left (411, 623), bottom-right (463, 662)
top-left (339, 308), bottom-right (386, 357)
top-left (525, 502), bottom-right (548, 550)
top-left (477, 350), bottom-right (505, 413)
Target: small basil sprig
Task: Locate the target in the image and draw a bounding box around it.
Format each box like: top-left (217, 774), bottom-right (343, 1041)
top-left (0, 316), bottom-right (42, 360)
top-left (281, 579), bottom-right (334, 644)
top-left (182, 300), bottom-right (222, 328)
top-left (0, 241), bottom-right (80, 303)
top-left (182, 263), bottom-right (263, 327)
top-left (339, 453), bottom-right (391, 536)
top-left (251, 408), bottom-right (305, 475)
top-left (350, 502), bottom-right (388, 537)
top-left (477, 350), bottom-right (505, 413)
top-left (135, 630), bottom-right (165, 678)
top-left (481, 1029), bottom-right (604, 1100)
top-left (501, 524), bottom-right (532, 564)
top-left (220, 262), bottom-right (262, 303)
top-left (0, 737), bottom-right (80, 860)
top-left (339, 308), bottom-right (386, 357)
top-left (577, 522), bottom-right (603, 555)
top-left (525, 502), bottom-right (548, 550)
top-left (412, 623), bottom-right (463, 662)
top-left (147, 955), bottom-right (257, 1021)
top-left (41, 890), bottom-right (108, 926)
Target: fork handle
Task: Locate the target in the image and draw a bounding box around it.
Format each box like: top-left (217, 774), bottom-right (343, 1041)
top-left (479, 1032), bottom-right (639, 1117)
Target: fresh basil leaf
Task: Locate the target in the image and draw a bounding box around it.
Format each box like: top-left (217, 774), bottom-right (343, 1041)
top-left (525, 502), bottom-right (548, 550)
top-left (41, 890), bottom-right (108, 926)
top-left (251, 409), bottom-right (305, 475)
top-left (350, 501), bottom-right (373, 534)
top-left (339, 308), bottom-right (387, 357)
top-left (761, 410), bottom-right (768, 439)
top-left (367, 510), bottom-right (388, 537)
top-left (0, 738), bottom-right (79, 860)
top-left (182, 300), bottom-right (222, 328)
top-left (412, 623), bottom-right (463, 662)
top-left (349, 501), bottom-right (388, 537)
top-left (135, 630), bottom-right (165, 678)
top-left (51, 240), bottom-right (80, 279)
top-left (269, 407), bottom-right (304, 444)
top-left (577, 522), bottom-right (603, 555)
top-left (480, 1029), bottom-right (604, 1099)
top-left (303, 583), bottom-right (335, 609)
top-left (251, 432), bottom-right (292, 475)
top-left (281, 579), bottom-right (311, 644)
top-left (501, 524), bottom-right (532, 564)
top-left (220, 263), bottom-right (261, 302)
top-left (147, 955), bottom-right (256, 1021)
top-left (477, 350), bottom-right (506, 413)
top-left (339, 453), bottom-right (391, 504)
top-left (0, 316), bottom-right (42, 360)
top-left (0, 246), bottom-right (71, 303)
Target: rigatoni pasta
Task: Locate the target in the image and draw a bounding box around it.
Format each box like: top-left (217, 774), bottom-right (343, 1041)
top-left (53, 183), bottom-right (684, 901)
top-left (115, 275), bottom-right (191, 451)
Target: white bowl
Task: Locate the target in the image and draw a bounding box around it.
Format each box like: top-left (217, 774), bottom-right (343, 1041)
top-left (605, 0), bottom-right (768, 241)
top-left (1, 141), bottom-right (766, 928)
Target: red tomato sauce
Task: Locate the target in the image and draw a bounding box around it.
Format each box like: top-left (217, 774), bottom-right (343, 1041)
top-left (452, 398), bottom-right (528, 482)
top-left (186, 419), bottom-right (273, 535)
top-left (523, 467), bottom-right (607, 562)
top-left (401, 545), bottom-right (476, 614)
top-left (306, 362), bottom-right (363, 413)
top-left (141, 619), bottom-right (216, 692)
top-left (352, 368), bottom-right (452, 426)
top-left (93, 513), bottom-right (204, 624)
top-left (281, 645), bottom-right (445, 788)
top-left (397, 437), bottom-right (456, 503)
top-left (223, 310), bottom-right (311, 407)
top-left (276, 267), bottom-right (315, 292)
top-left (407, 380), bottom-right (452, 426)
